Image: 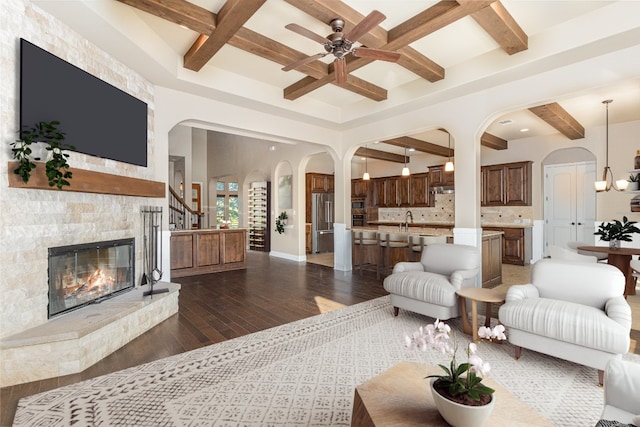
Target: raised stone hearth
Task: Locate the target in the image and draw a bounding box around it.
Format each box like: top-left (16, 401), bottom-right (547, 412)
top-left (0, 282), bottom-right (179, 387)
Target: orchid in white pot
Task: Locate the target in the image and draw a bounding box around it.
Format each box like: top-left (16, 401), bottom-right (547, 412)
top-left (405, 319), bottom-right (506, 406)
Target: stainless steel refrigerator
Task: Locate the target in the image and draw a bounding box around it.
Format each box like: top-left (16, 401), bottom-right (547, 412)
top-left (312, 193), bottom-right (334, 253)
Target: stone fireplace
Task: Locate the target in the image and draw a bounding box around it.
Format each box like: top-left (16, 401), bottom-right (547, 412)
top-left (48, 238), bottom-right (135, 318)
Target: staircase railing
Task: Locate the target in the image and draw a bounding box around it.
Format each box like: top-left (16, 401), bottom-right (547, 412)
top-left (169, 185), bottom-right (202, 230)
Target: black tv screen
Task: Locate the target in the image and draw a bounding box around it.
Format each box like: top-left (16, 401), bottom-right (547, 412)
top-left (20, 39), bottom-right (148, 167)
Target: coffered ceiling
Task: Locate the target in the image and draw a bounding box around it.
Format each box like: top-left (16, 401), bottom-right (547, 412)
top-left (32, 0), bottom-right (640, 159)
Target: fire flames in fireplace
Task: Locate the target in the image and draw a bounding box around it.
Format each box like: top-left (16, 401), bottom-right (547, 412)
top-left (62, 267), bottom-right (116, 300)
top-left (48, 238), bottom-right (134, 318)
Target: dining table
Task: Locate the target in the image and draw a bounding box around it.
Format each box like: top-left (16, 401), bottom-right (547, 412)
top-left (577, 245), bottom-right (640, 296)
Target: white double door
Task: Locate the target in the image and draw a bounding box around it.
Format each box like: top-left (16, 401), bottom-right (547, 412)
top-left (544, 162), bottom-right (596, 256)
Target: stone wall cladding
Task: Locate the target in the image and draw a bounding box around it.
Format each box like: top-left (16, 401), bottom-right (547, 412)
top-left (0, 0), bottom-right (159, 339)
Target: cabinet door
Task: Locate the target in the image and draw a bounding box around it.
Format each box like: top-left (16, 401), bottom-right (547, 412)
top-left (505, 162), bottom-right (531, 205)
top-left (483, 165), bottom-right (506, 206)
top-left (398, 176), bottom-right (411, 206)
top-left (429, 166), bottom-right (443, 185)
top-left (443, 169), bottom-right (454, 186)
top-left (310, 174), bottom-right (327, 192)
top-left (411, 173), bottom-right (429, 206)
top-left (327, 175), bottom-right (334, 192)
top-left (352, 179), bottom-right (368, 198)
top-left (386, 177), bottom-right (399, 207)
top-left (372, 178), bottom-right (386, 207)
top-left (482, 234), bottom-right (503, 287)
top-left (502, 228), bottom-right (525, 265)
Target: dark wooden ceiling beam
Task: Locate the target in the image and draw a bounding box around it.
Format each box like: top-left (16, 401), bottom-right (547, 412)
top-left (183, 0), bottom-right (266, 71)
top-left (383, 136), bottom-right (452, 157)
top-left (229, 28), bottom-right (327, 80)
top-left (386, 1), bottom-right (496, 50)
top-left (481, 132), bottom-right (508, 150)
top-left (356, 147), bottom-right (407, 163)
top-left (116, 0), bottom-right (215, 34)
top-left (470, 1), bottom-right (528, 55)
top-left (529, 102), bottom-right (585, 140)
top-left (119, 0), bottom-right (386, 101)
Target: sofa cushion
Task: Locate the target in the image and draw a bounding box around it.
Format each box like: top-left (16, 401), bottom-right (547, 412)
top-left (383, 271), bottom-right (457, 307)
top-left (499, 298), bottom-right (630, 353)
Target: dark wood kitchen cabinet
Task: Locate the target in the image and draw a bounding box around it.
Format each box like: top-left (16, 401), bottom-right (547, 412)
top-left (481, 161), bottom-right (532, 206)
top-left (410, 173), bottom-right (429, 207)
top-left (483, 226), bottom-right (532, 265)
top-left (308, 173), bottom-right (334, 193)
top-left (352, 179), bottom-right (369, 198)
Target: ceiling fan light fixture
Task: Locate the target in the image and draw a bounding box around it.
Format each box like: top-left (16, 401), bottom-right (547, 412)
top-left (595, 100), bottom-right (627, 192)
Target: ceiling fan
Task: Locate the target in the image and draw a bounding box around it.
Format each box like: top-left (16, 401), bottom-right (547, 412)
top-left (282, 10), bottom-right (401, 84)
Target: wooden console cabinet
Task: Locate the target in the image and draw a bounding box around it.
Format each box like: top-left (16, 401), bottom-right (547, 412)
top-left (170, 229), bottom-right (247, 278)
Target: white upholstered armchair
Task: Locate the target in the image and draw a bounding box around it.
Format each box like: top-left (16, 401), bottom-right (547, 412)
top-left (498, 259), bottom-right (631, 385)
top-left (601, 358), bottom-right (640, 425)
top-left (382, 243), bottom-right (481, 320)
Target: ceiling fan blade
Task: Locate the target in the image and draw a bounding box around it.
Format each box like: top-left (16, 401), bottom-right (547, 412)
top-left (344, 10), bottom-right (386, 43)
top-left (285, 23), bottom-right (328, 45)
top-left (334, 58), bottom-right (347, 84)
top-left (353, 47), bottom-right (401, 62)
top-left (282, 53), bottom-right (326, 72)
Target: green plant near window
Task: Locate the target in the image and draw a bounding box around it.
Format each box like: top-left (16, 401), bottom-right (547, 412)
top-left (594, 216), bottom-right (640, 245)
top-left (275, 211), bottom-right (288, 234)
top-left (10, 120), bottom-right (75, 189)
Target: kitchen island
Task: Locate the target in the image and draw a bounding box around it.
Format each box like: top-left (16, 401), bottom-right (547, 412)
top-left (170, 228), bottom-right (247, 278)
top-left (351, 225), bottom-right (504, 288)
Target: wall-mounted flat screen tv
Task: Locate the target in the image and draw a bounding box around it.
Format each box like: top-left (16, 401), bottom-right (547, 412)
top-left (20, 38), bottom-right (148, 167)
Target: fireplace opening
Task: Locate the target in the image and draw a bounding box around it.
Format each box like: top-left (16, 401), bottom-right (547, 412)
top-left (48, 238), bottom-right (135, 318)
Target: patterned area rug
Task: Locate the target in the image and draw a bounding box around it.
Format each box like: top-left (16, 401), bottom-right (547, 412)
top-left (13, 296), bottom-right (640, 426)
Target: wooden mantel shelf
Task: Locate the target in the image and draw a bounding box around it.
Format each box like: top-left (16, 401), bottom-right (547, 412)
top-left (7, 161), bottom-right (165, 198)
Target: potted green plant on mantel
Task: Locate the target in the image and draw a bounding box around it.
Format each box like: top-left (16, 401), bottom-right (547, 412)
top-left (9, 120), bottom-right (75, 189)
top-left (628, 174), bottom-right (640, 192)
top-left (594, 216), bottom-right (640, 249)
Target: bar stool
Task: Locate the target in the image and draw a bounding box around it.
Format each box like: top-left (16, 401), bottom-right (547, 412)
top-left (352, 230), bottom-right (378, 275)
top-left (377, 232), bottom-right (409, 279)
top-left (409, 235), bottom-right (447, 261)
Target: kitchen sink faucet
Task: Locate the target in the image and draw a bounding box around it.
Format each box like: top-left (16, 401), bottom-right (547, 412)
top-left (400, 210), bottom-right (414, 232)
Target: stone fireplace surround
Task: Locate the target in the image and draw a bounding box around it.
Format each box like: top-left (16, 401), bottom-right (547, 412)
top-left (0, 282), bottom-right (180, 387)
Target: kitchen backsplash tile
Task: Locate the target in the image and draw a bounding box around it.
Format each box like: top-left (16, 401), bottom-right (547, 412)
top-left (376, 197), bottom-right (533, 226)
top-left (378, 194), bottom-right (455, 223)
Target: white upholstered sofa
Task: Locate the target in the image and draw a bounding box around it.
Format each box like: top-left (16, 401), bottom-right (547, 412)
top-left (498, 259), bottom-right (632, 384)
top-left (383, 243), bottom-right (481, 320)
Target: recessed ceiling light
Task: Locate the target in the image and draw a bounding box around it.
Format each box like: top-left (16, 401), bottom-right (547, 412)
top-left (269, 145), bottom-right (276, 151)
top-left (498, 119), bottom-right (514, 125)
top-left (520, 128), bottom-right (529, 132)
top-left (408, 148), bottom-right (415, 152)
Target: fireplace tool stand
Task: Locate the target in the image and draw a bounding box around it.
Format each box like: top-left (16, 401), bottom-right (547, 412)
top-left (142, 206), bottom-right (168, 296)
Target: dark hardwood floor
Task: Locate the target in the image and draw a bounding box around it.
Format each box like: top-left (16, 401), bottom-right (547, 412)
top-left (0, 252), bottom-right (387, 426)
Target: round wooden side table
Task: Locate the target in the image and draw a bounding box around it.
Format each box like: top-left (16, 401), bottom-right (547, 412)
top-left (455, 287), bottom-right (507, 341)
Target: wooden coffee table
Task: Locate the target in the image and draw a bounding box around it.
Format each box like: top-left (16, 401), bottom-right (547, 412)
top-left (455, 286), bottom-right (508, 341)
top-left (351, 362), bottom-right (552, 426)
